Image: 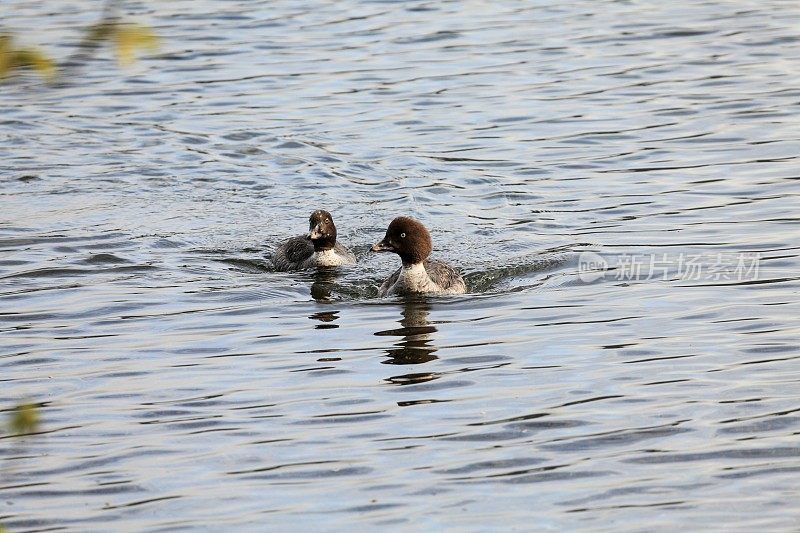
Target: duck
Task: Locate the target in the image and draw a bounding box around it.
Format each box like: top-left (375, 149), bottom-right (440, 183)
top-left (272, 210), bottom-right (356, 271)
top-left (371, 216), bottom-right (466, 296)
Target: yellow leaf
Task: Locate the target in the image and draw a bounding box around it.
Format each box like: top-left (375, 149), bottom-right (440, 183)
top-left (9, 403), bottom-right (40, 435)
top-left (13, 49), bottom-right (56, 80)
top-left (0, 34), bottom-right (56, 81)
top-left (112, 24), bottom-right (159, 66)
top-left (0, 34), bottom-right (15, 79)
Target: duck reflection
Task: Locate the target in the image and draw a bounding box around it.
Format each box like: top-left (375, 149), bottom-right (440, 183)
top-left (374, 299), bottom-right (438, 365)
top-left (309, 310), bottom-right (339, 329)
top-left (309, 268), bottom-right (340, 302)
top-left (308, 269), bottom-right (343, 328)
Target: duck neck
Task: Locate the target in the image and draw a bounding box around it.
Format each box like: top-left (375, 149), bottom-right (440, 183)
top-left (399, 261), bottom-right (434, 290)
top-left (401, 261), bottom-right (426, 274)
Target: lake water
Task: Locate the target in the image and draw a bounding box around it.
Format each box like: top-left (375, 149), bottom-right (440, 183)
top-left (2, 0), bottom-right (799, 530)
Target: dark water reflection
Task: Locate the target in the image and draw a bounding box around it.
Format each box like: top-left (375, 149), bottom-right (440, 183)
top-left (2, 0), bottom-right (800, 530)
top-left (376, 300), bottom-right (438, 365)
top-left (309, 268), bottom-right (342, 303)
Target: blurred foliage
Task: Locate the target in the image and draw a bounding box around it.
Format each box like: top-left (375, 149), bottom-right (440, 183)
top-left (0, 524), bottom-right (7, 533)
top-left (84, 22), bottom-right (159, 66)
top-left (0, 34), bottom-right (56, 81)
top-left (8, 403), bottom-right (40, 436)
top-left (1, 8), bottom-right (159, 83)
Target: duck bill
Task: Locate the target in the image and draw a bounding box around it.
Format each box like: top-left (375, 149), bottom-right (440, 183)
top-left (371, 239), bottom-right (394, 253)
top-left (308, 224), bottom-right (323, 240)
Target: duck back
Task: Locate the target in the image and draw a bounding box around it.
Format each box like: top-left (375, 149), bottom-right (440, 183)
top-left (272, 235), bottom-right (314, 271)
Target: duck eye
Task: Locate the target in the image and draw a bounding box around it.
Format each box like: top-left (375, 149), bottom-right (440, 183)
top-left (400, 232), bottom-right (406, 238)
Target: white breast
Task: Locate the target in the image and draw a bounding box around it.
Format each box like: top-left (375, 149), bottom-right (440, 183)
top-left (313, 248), bottom-right (351, 267)
top-left (390, 263), bottom-right (440, 294)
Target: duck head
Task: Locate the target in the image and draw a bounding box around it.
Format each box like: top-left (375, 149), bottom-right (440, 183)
top-left (372, 216), bottom-right (432, 266)
top-left (307, 209), bottom-right (337, 251)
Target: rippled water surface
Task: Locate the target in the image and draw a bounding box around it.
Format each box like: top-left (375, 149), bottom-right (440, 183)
top-left (2, 0), bottom-right (800, 530)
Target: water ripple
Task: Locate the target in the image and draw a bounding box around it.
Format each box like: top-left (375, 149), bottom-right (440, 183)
top-left (1, 0), bottom-right (799, 530)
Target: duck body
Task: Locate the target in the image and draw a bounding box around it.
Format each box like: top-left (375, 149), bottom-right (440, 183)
top-left (272, 237), bottom-right (355, 270)
top-left (271, 210), bottom-right (355, 271)
top-left (378, 260), bottom-right (466, 297)
top-left (372, 216), bottom-right (466, 296)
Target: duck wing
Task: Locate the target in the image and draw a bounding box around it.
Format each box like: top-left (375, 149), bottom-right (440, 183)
top-left (424, 259), bottom-right (466, 293)
top-left (378, 266), bottom-right (402, 296)
top-left (272, 235), bottom-right (314, 271)
top-left (333, 241), bottom-right (356, 263)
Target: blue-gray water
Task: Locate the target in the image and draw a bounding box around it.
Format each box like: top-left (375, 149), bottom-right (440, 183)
top-left (2, 0), bottom-right (800, 530)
